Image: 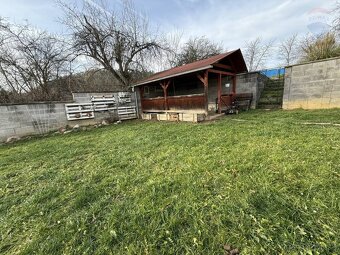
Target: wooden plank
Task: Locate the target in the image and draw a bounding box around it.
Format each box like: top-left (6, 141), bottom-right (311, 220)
top-left (141, 97), bottom-right (165, 111)
top-left (142, 95), bottom-right (205, 111)
top-left (160, 80), bottom-right (171, 110)
top-left (197, 74), bottom-right (206, 85)
top-left (207, 69), bottom-right (235, 76)
top-left (168, 95), bottom-right (205, 110)
top-left (212, 63), bottom-right (233, 70)
top-left (204, 70), bottom-right (208, 113)
top-left (232, 75), bottom-right (236, 94)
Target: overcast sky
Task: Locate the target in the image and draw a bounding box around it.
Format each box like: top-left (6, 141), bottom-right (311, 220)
top-left (1, 0), bottom-right (337, 68)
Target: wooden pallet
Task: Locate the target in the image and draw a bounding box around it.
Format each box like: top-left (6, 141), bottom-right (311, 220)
top-left (65, 103), bottom-right (95, 120)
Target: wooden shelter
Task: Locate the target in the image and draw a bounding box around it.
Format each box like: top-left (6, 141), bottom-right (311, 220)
top-left (134, 49), bottom-right (248, 122)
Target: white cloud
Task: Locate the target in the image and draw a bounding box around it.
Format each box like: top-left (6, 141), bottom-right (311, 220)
top-left (156, 0), bottom-right (336, 68)
top-left (1, 0), bottom-right (338, 69)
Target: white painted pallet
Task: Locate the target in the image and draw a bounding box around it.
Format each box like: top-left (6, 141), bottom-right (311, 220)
top-left (118, 106), bottom-right (137, 120)
top-left (65, 93), bottom-right (137, 121)
top-left (65, 103), bottom-right (95, 120)
top-left (91, 96), bottom-right (116, 112)
top-left (118, 92), bottom-right (132, 104)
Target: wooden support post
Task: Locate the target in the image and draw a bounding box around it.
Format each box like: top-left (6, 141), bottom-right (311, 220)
top-left (217, 73), bottom-right (222, 114)
top-left (232, 75), bottom-right (236, 94)
top-left (160, 80), bottom-right (170, 110)
top-left (197, 70), bottom-right (209, 113)
top-left (232, 75), bottom-right (237, 104)
top-left (139, 86), bottom-right (144, 112)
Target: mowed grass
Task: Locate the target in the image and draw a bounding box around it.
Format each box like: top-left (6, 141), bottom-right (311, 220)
top-left (0, 109), bottom-right (339, 255)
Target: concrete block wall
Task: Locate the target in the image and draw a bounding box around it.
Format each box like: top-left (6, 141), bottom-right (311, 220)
top-left (0, 92), bottom-right (138, 142)
top-left (236, 72), bottom-right (267, 109)
top-left (0, 103), bottom-right (69, 142)
top-left (283, 57), bottom-right (340, 109)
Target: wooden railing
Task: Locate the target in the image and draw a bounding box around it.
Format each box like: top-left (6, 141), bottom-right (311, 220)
top-left (141, 97), bottom-right (165, 111)
top-left (142, 94), bottom-right (205, 111)
top-left (168, 94), bottom-right (205, 110)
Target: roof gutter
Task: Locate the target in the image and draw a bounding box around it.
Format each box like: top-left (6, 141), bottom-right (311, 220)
top-left (133, 65), bottom-right (213, 86)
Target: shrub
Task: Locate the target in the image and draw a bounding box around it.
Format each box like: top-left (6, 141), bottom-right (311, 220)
top-left (300, 33), bottom-right (340, 62)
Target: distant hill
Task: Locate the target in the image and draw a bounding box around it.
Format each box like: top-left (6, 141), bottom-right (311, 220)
top-left (0, 69), bottom-right (152, 104)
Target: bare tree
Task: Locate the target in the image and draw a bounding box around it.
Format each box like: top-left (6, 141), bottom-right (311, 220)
top-left (278, 34), bottom-right (299, 66)
top-left (175, 36), bottom-right (223, 66)
top-left (0, 17), bottom-right (5, 45)
top-left (158, 30), bottom-right (183, 70)
top-left (243, 37), bottom-right (274, 71)
top-left (58, 0), bottom-right (162, 90)
top-left (332, 1), bottom-right (340, 36)
top-left (0, 19), bottom-right (73, 100)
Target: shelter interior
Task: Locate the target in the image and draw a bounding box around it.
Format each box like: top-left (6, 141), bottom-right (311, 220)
top-left (135, 49), bottom-right (250, 121)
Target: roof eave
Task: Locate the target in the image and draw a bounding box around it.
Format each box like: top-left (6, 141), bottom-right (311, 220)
top-left (133, 65), bottom-right (213, 87)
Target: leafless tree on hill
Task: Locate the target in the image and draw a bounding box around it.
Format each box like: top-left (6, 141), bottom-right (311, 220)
top-left (58, 0), bottom-right (163, 90)
top-left (0, 19), bottom-right (72, 101)
top-left (332, 1), bottom-right (340, 36)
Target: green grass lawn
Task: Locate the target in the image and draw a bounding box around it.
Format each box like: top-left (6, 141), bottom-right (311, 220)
top-left (0, 109), bottom-right (339, 254)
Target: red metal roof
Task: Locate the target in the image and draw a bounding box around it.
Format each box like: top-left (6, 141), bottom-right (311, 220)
top-left (135, 49), bottom-right (247, 86)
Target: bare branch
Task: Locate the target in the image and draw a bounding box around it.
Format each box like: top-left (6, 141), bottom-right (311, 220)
top-left (243, 37), bottom-right (274, 71)
top-left (278, 33), bottom-right (299, 66)
top-left (0, 18), bottom-right (73, 100)
top-left (332, 1), bottom-right (340, 36)
top-left (58, 0), bottom-right (162, 89)
top-left (175, 36), bottom-right (223, 66)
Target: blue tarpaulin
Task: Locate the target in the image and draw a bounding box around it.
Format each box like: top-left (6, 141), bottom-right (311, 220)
top-left (260, 68), bottom-right (285, 78)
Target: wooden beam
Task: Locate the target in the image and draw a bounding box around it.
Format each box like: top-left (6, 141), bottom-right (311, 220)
top-left (208, 69), bottom-right (235, 76)
top-left (217, 73), bottom-right (222, 114)
top-left (197, 74), bottom-right (206, 86)
top-left (160, 80), bottom-right (171, 110)
top-left (139, 86), bottom-right (144, 112)
top-left (197, 71), bottom-right (209, 113)
top-left (140, 85), bottom-right (144, 98)
top-left (213, 63), bottom-right (233, 70)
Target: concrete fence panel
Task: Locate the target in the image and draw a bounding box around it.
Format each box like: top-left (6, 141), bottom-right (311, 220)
top-left (0, 92), bottom-right (138, 142)
top-left (283, 57), bottom-right (340, 110)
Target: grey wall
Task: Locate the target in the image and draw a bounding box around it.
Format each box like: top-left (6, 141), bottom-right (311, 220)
top-left (283, 57), bottom-right (340, 109)
top-left (0, 103), bottom-right (69, 142)
top-left (0, 92), bottom-right (138, 142)
top-left (0, 102), bottom-right (118, 142)
top-left (236, 72), bottom-right (267, 109)
top-left (207, 73), bottom-right (266, 111)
